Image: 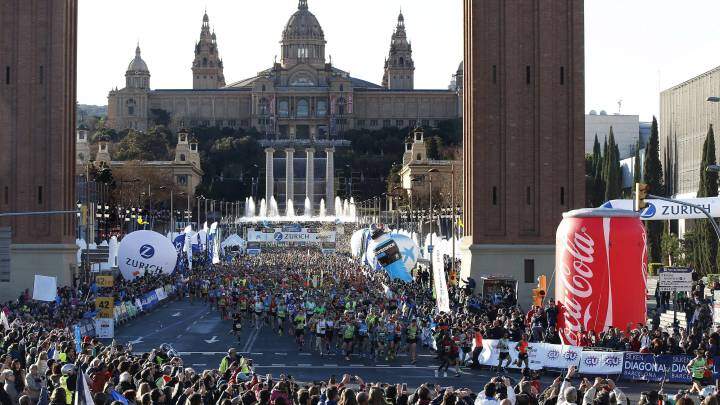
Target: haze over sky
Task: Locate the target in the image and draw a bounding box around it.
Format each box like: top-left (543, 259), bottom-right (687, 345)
top-left (79, 0), bottom-right (720, 122)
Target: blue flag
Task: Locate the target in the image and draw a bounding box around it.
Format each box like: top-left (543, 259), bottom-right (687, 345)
top-left (110, 390), bottom-right (128, 405)
top-left (173, 234), bottom-right (186, 253)
top-left (74, 325), bottom-right (82, 354)
top-left (75, 372), bottom-right (95, 405)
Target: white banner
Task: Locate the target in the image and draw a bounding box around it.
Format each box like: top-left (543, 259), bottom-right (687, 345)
top-left (248, 228), bottom-right (336, 243)
top-left (602, 197), bottom-right (720, 220)
top-left (32, 275), bottom-right (57, 302)
top-left (579, 350), bottom-right (624, 374)
top-left (477, 339), bottom-right (543, 370)
top-left (94, 318), bottom-right (115, 338)
top-left (532, 342), bottom-right (582, 369)
top-left (118, 231), bottom-right (178, 280)
top-left (432, 247), bottom-right (450, 313)
top-left (155, 287), bottom-right (167, 301)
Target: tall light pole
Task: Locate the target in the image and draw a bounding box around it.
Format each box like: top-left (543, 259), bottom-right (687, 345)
top-left (428, 168), bottom-right (439, 270)
top-left (450, 163), bottom-right (456, 275)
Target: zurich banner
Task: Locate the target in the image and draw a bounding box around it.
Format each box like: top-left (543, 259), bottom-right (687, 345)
top-left (621, 353), bottom-right (693, 383)
top-left (601, 197), bottom-right (720, 220)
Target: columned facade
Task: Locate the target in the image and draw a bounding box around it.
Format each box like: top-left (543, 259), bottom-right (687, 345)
top-left (265, 148), bottom-right (275, 201)
top-left (460, 0), bottom-right (585, 307)
top-left (305, 148), bottom-right (315, 211)
top-left (285, 148), bottom-right (295, 209)
top-left (325, 148), bottom-right (335, 214)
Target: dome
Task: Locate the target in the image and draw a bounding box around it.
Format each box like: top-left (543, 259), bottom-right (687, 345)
top-left (127, 45), bottom-right (149, 73)
top-left (282, 0), bottom-right (324, 41)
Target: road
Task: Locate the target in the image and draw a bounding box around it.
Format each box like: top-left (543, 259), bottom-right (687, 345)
top-left (113, 299), bottom-right (686, 399)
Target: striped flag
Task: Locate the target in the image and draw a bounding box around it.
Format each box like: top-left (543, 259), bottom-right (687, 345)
top-left (75, 372), bottom-right (95, 405)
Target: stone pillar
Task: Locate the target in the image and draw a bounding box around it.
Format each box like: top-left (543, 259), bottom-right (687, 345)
top-left (285, 148), bottom-right (295, 205)
top-left (325, 147), bottom-right (335, 215)
top-left (265, 148), bottom-right (275, 201)
top-left (305, 148), bottom-right (315, 210)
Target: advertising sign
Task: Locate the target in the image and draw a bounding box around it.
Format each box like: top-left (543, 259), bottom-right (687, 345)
top-left (622, 352), bottom-right (692, 383)
top-left (247, 228), bottom-right (336, 244)
top-left (658, 267), bottom-right (693, 292)
top-left (602, 197), bottom-right (720, 220)
top-left (95, 297), bottom-right (114, 318)
top-left (95, 275), bottom-right (114, 288)
top-left (579, 350), bottom-right (624, 374)
top-left (94, 318), bottom-right (115, 339)
top-left (118, 230), bottom-right (178, 280)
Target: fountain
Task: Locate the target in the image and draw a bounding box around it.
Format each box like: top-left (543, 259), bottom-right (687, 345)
top-left (259, 198), bottom-right (268, 217)
top-left (342, 199), bottom-right (350, 218)
top-left (269, 196), bottom-right (279, 217)
top-left (286, 199), bottom-right (295, 217)
top-left (335, 196), bottom-right (343, 217)
top-left (244, 197), bottom-right (256, 217)
top-left (319, 199), bottom-right (327, 217)
top-left (303, 197), bottom-right (312, 217)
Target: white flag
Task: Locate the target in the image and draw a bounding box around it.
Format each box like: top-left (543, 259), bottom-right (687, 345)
top-left (0, 311), bottom-right (9, 330)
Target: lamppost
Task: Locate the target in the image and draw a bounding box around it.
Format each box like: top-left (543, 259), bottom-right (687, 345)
top-left (160, 186), bottom-right (174, 234)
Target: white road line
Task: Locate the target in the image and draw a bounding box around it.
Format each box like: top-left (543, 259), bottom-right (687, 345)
top-left (271, 363), bottom-right (285, 366)
top-left (299, 353), bottom-right (311, 356)
top-left (251, 352), bottom-right (264, 355)
top-left (274, 353), bottom-right (288, 356)
top-left (402, 365), bottom-right (416, 367)
top-left (323, 364), bottom-right (338, 367)
top-left (377, 364), bottom-right (389, 367)
top-left (350, 364), bottom-right (364, 367)
top-left (298, 364), bottom-right (312, 367)
top-left (192, 363), bottom-right (207, 367)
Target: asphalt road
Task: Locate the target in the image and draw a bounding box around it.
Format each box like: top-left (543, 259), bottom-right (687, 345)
top-left (113, 299), bottom-right (687, 400)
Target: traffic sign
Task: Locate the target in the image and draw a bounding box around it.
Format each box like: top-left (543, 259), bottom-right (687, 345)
top-left (657, 267), bottom-right (693, 292)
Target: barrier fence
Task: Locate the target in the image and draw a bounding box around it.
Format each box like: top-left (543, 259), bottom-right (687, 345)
top-left (476, 339), bottom-right (701, 384)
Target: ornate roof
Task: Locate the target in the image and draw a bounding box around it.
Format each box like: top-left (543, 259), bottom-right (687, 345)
top-left (282, 0), bottom-right (324, 41)
top-left (127, 44), bottom-right (149, 73)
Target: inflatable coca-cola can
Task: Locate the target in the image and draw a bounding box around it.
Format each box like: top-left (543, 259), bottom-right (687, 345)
top-left (555, 208), bottom-right (647, 346)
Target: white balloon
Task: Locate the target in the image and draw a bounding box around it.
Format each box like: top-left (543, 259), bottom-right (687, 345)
top-left (392, 234), bottom-right (421, 272)
top-left (350, 229), bottom-right (368, 258)
top-left (118, 230), bottom-right (178, 280)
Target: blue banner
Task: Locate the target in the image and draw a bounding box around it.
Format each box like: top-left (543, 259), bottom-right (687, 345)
top-left (622, 352), bottom-right (693, 383)
top-left (140, 291), bottom-right (159, 311)
top-left (74, 325), bottom-right (82, 353)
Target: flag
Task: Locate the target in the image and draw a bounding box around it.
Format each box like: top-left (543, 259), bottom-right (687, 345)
top-left (75, 371), bottom-right (95, 405)
top-left (172, 234), bottom-right (185, 253)
top-left (74, 325), bottom-right (82, 354)
top-left (110, 391), bottom-right (128, 405)
top-left (0, 311), bottom-right (9, 330)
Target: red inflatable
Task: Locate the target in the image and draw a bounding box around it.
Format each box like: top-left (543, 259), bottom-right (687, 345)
top-left (555, 208), bottom-right (647, 346)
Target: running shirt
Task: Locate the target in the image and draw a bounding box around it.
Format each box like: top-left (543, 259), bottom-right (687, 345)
top-left (316, 320), bottom-right (327, 335)
top-left (343, 324), bottom-right (356, 339)
top-left (294, 314), bottom-right (306, 330)
top-left (406, 325), bottom-right (418, 340)
top-left (497, 338), bottom-right (510, 353)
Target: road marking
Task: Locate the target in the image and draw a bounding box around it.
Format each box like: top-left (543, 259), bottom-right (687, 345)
top-left (402, 365), bottom-right (416, 367)
top-left (299, 353), bottom-right (311, 356)
top-left (350, 364), bottom-right (364, 367)
top-left (172, 312), bottom-right (181, 317)
top-left (323, 364), bottom-right (338, 367)
top-left (377, 364), bottom-right (389, 367)
top-left (204, 336), bottom-right (220, 344)
top-left (251, 353), bottom-right (264, 355)
top-left (274, 352), bottom-right (287, 356)
top-left (192, 363), bottom-right (207, 367)
top-left (271, 363), bottom-right (285, 366)
top-left (298, 364), bottom-right (311, 367)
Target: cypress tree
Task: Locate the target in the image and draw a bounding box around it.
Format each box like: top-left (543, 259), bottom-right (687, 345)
top-left (695, 125), bottom-right (719, 274)
top-left (633, 141), bottom-right (642, 185)
top-left (592, 134), bottom-right (601, 173)
top-left (603, 128), bottom-right (621, 201)
top-left (643, 117), bottom-right (664, 263)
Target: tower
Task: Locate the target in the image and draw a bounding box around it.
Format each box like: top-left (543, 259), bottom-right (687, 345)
top-left (126, 44), bottom-right (150, 89)
top-left (281, 0), bottom-right (326, 68)
top-left (76, 124), bottom-right (91, 165)
top-left (460, 0), bottom-right (585, 307)
top-left (192, 11), bottom-right (226, 89)
top-left (0, 0), bottom-right (78, 298)
top-left (95, 134), bottom-right (112, 165)
top-left (175, 128), bottom-right (201, 169)
top-left (382, 11), bottom-right (414, 90)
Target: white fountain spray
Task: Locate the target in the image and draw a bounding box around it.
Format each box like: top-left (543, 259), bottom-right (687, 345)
top-left (304, 197), bottom-right (312, 217)
top-left (334, 196), bottom-right (343, 218)
top-left (269, 196), bottom-right (279, 217)
top-left (319, 199), bottom-right (327, 217)
top-left (247, 197), bottom-right (256, 218)
top-left (286, 199), bottom-right (295, 218)
top-left (342, 199), bottom-right (350, 219)
top-left (259, 198), bottom-right (267, 217)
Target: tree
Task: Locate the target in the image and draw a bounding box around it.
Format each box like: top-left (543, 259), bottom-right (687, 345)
top-left (633, 140), bottom-right (642, 185)
top-left (692, 124), bottom-right (718, 274)
top-left (643, 117), bottom-right (664, 263)
top-left (661, 222), bottom-right (686, 266)
top-left (603, 127), bottom-right (622, 201)
top-left (113, 128), bottom-right (170, 161)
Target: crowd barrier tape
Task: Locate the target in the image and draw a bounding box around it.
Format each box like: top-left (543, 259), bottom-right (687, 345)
top-left (477, 339), bottom-right (697, 382)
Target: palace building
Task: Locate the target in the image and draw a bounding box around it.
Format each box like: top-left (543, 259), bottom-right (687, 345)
top-left (106, 0), bottom-right (461, 138)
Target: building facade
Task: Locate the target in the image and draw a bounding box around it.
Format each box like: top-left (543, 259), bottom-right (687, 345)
top-left (659, 66), bottom-right (720, 198)
top-left (75, 127), bottom-right (204, 196)
top-left (106, 1), bottom-right (460, 137)
top-left (460, 0), bottom-right (585, 307)
top-left (0, 0), bottom-right (78, 299)
top-left (585, 111), bottom-right (642, 160)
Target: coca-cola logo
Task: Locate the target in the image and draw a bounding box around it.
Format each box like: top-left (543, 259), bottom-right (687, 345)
top-left (558, 226), bottom-right (596, 345)
top-left (604, 356), bottom-right (621, 366)
top-left (547, 350), bottom-right (559, 360)
top-left (584, 355), bottom-right (599, 366)
top-left (563, 351), bottom-right (578, 361)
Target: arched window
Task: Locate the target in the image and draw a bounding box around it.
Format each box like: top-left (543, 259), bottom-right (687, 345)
top-left (202, 57), bottom-right (208, 66)
top-left (316, 100), bottom-right (327, 117)
top-left (399, 57), bottom-right (404, 66)
top-left (416, 154), bottom-right (421, 161)
top-left (297, 99), bottom-right (309, 117)
top-left (278, 100), bottom-right (289, 117)
top-left (126, 99), bottom-right (136, 116)
top-left (259, 98), bottom-right (269, 116)
top-left (339, 84), bottom-right (344, 92)
top-left (262, 84), bottom-right (266, 92)
top-left (180, 154), bottom-right (186, 161)
top-left (336, 98), bottom-right (346, 116)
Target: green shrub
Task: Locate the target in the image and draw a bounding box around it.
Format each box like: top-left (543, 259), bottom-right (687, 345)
top-left (648, 263), bottom-right (663, 276)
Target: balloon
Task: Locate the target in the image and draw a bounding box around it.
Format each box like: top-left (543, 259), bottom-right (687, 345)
top-left (363, 230), bottom-right (420, 282)
top-left (118, 230), bottom-right (178, 280)
top-left (392, 234), bottom-right (420, 273)
top-left (350, 229), bottom-right (368, 258)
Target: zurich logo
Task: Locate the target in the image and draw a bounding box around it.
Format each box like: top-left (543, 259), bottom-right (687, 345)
top-left (273, 232), bottom-right (284, 241)
top-left (139, 244), bottom-right (155, 259)
top-left (640, 203), bottom-right (656, 218)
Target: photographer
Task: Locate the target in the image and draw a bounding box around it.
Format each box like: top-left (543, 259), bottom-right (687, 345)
top-left (474, 377), bottom-right (514, 405)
